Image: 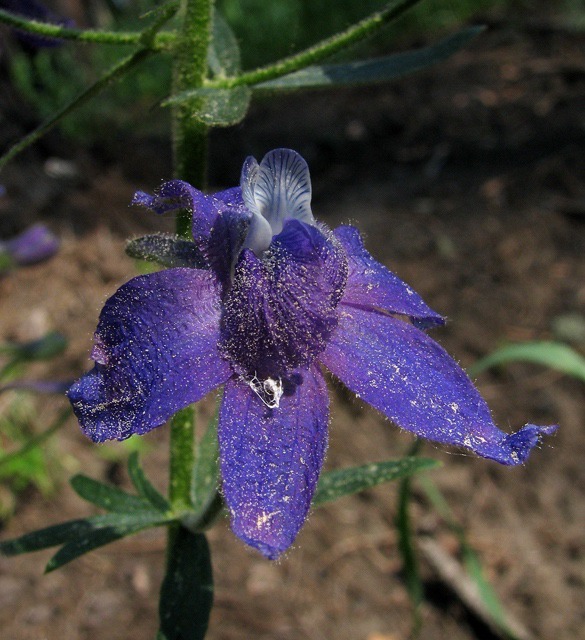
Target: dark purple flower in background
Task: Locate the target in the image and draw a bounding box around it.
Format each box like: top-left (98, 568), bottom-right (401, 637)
top-left (0, 0), bottom-right (74, 48)
top-left (0, 223), bottom-right (59, 269)
top-left (68, 149), bottom-right (556, 559)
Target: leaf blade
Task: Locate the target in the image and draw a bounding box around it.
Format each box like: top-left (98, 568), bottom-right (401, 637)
top-left (313, 456), bottom-right (439, 507)
top-left (128, 452), bottom-right (170, 513)
top-left (70, 474), bottom-right (155, 513)
top-left (45, 510), bottom-right (173, 572)
top-left (158, 527), bottom-right (213, 640)
top-left (254, 26), bottom-right (484, 91)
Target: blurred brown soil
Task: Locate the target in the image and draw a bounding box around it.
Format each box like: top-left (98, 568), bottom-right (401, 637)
top-left (0, 21), bottom-right (584, 640)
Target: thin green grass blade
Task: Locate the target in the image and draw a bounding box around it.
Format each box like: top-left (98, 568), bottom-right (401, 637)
top-left (419, 476), bottom-right (520, 639)
top-left (396, 442), bottom-right (424, 635)
top-left (468, 341), bottom-right (585, 382)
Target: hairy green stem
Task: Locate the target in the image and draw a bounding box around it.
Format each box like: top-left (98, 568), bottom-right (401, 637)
top-left (163, 2), bottom-right (214, 630)
top-left (0, 9), bottom-right (175, 48)
top-left (205, 0), bottom-right (424, 89)
top-left (171, 0), bottom-right (213, 235)
top-left (0, 48), bottom-right (152, 171)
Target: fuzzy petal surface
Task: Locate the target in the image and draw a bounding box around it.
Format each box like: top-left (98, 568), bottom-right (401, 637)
top-left (320, 306), bottom-right (556, 465)
top-left (68, 268), bottom-right (231, 442)
top-left (218, 366), bottom-right (329, 558)
top-left (133, 181), bottom-right (249, 284)
top-left (220, 219), bottom-right (347, 379)
top-left (335, 225), bottom-right (444, 328)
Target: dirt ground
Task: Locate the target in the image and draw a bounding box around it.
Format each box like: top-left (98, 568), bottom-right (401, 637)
top-left (0, 18), bottom-right (584, 640)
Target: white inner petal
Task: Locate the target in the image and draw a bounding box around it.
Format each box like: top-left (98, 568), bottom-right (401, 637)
top-left (240, 149), bottom-right (315, 255)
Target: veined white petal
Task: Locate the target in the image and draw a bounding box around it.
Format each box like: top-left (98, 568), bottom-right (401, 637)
top-left (253, 149), bottom-right (314, 235)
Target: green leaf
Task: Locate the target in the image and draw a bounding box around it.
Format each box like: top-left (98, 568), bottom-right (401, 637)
top-left (128, 452), bottom-right (170, 513)
top-left (254, 26), bottom-right (484, 91)
top-left (313, 456), bottom-right (439, 506)
top-left (45, 510), bottom-right (173, 572)
top-left (163, 86), bottom-right (251, 127)
top-left (70, 474), bottom-right (155, 513)
top-left (468, 341), bottom-right (585, 383)
top-left (191, 408), bottom-right (219, 512)
top-left (208, 8), bottom-right (241, 77)
top-left (158, 527), bottom-right (213, 640)
top-left (0, 511), bottom-right (173, 558)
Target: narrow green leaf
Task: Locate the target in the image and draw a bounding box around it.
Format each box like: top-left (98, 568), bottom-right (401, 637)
top-left (128, 452), bottom-right (170, 512)
top-left (0, 511), bottom-right (173, 557)
top-left (254, 26), bottom-right (484, 91)
top-left (468, 341), bottom-right (585, 383)
top-left (45, 510), bottom-right (172, 572)
top-left (313, 456), bottom-right (439, 506)
top-left (158, 527), bottom-right (213, 640)
top-left (70, 474), bottom-right (154, 513)
top-left (1, 519), bottom-right (96, 556)
top-left (163, 86), bottom-right (251, 127)
top-left (191, 408), bottom-right (219, 512)
top-left (208, 8), bottom-right (241, 77)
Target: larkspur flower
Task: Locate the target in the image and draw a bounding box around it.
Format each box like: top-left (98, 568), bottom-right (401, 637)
top-left (68, 149), bottom-right (556, 559)
top-left (0, 223), bottom-right (59, 270)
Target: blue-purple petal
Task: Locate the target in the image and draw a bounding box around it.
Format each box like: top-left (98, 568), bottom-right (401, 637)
top-left (335, 225), bottom-right (444, 328)
top-left (220, 219), bottom-right (347, 379)
top-left (132, 181), bottom-right (250, 285)
top-left (2, 223), bottom-right (59, 266)
top-left (218, 366), bottom-right (329, 559)
top-left (320, 306), bottom-right (556, 465)
top-left (68, 268), bottom-right (231, 442)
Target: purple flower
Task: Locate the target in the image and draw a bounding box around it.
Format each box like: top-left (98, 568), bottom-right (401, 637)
top-left (0, 0), bottom-right (74, 48)
top-left (68, 149), bottom-right (556, 559)
top-left (0, 223), bottom-right (59, 268)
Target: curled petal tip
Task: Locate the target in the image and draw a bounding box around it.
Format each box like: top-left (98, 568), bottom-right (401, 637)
top-left (485, 423), bottom-right (558, 466)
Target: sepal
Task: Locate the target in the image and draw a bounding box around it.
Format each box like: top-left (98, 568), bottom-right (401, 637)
top-left (126, 234), bottom-right (206, 269)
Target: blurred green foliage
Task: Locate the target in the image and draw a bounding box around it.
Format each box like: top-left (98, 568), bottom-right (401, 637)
top-left (5, 0), bottom-right (582, 145)
top-left (218, 0), bottom-right (507, 68)
top-left (0, 397), bottom-right (58, 517)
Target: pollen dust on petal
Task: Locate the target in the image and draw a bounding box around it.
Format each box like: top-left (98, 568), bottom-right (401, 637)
top-left (257, 510), bottom-right (280, 530)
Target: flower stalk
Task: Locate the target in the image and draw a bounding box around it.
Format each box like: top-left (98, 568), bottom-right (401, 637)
top-left (171, 0), bottom-right (213, 237)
